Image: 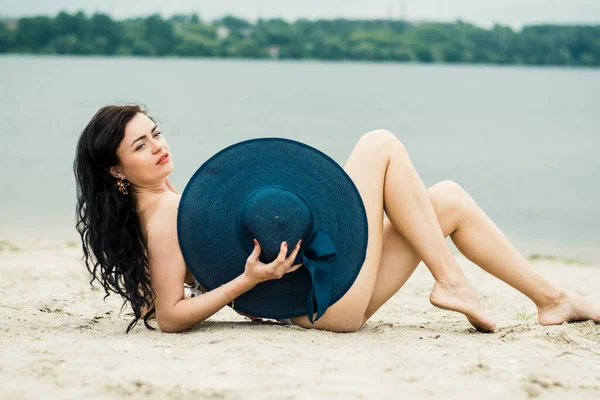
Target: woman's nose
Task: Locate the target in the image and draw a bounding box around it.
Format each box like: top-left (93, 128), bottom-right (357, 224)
top-left (151, 140), bottom-right (163, 153)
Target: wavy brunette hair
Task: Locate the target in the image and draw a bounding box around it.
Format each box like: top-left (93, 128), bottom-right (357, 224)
top-left (73, 104), bottom-right (156, 333)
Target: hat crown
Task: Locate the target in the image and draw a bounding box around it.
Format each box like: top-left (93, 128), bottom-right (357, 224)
top-left (238, 186), bottom-right (313, 262)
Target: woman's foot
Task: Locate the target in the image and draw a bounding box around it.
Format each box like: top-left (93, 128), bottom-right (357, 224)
top-left (537, 291), bottom-right (600, 325)
top-left (430, 280), bottom-right (497, 333)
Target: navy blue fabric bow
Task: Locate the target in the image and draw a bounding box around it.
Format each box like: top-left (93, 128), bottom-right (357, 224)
top-left (300, 230), bottom-right (338, 323)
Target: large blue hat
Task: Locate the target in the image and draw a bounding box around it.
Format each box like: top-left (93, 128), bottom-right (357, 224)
top-left (177, 137), bottom-right (368, 323)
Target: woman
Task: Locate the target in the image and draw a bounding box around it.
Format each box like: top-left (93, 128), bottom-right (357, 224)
top-left (74, 104), bottom-right (600, 334)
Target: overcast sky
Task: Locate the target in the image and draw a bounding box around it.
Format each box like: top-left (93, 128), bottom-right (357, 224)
top-left (1, 0), bottom-right (599, 28)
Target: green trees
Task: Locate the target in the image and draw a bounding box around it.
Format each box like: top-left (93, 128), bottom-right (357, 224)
top-left (0, 11), bottom-right (598, 67)
top-left (143, 14), bottom-right (177, 56)
top-left (0, 21), bottom-right (11, 52)
top-left (13, 16), bottom-right (55, 52)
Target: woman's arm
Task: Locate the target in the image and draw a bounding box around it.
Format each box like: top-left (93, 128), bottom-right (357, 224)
top-left (157, 272), bottom-right (257, 333)
top-left (147, 194), bottom-right (303, 333)
top-left (146, 194), bottom-right (255, 332)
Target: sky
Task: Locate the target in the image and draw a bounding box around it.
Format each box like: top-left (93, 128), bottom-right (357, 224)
top-left (1, 0), bottom-right (599, 28)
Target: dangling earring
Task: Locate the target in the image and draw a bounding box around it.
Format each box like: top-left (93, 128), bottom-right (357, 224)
top-left (116, 177), bottom-right (130, 195)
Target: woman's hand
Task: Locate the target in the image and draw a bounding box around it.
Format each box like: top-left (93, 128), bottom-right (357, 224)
top-left (243, 239), bottom-right (303, 286)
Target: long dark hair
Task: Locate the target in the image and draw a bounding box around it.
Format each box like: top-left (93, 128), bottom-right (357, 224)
top-left (73, 104), bottom-right (156, 333)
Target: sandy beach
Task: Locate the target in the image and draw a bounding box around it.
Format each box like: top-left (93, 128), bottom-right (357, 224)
top-left (1, 236), bottom-right (599, 400)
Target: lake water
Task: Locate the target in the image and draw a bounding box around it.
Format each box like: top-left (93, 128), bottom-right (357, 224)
top-left (1, 55), bottom-right (599, 263)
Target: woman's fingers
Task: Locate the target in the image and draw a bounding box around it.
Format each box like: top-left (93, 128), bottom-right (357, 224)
top-left (275, 241), bottom-right (287, 263)
top-left (275, 240), bottom-right (302, 274)
top-left (252, 240), bottom-right (304, 279)
top-left (285, 240), bottom-right (302, 267)
top-left (285, 263), bottom-right (304, 274)
top-left (248, 238), bottom-right (261, 261)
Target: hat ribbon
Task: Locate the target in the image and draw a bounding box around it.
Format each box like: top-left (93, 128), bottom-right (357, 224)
top-left (301, 230), bottom-right (338, 323)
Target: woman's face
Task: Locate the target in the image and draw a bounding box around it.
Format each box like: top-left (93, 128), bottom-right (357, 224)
top-left (111, 112), bottom-right (174, 187)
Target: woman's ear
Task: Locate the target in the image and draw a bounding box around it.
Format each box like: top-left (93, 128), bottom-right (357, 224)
top-left (107, 166), bottom-right (124, 180)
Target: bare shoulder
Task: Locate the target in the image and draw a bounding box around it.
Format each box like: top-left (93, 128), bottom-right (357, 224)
top-left (148, 192), bottom-right (180, 223)
top-left (145, 192), bottom-right (182, 257)
top-left (145, 192), bottom-right (187, 312)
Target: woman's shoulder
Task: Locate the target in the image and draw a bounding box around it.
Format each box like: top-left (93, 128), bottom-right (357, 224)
top-left (156, 191), bottom-right (181, 211)
top-left (145, 192), bottom-right (181, 242)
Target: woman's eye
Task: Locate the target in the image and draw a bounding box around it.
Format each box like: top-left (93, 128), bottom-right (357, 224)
top-left (135, 132), bottom-right (161, 151)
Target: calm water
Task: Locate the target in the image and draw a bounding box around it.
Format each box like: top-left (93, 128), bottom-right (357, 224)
top-left (1, 55), bottom-right (599, 263)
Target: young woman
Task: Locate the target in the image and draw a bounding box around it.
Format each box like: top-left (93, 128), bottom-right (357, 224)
top-left (74, 104), bottom-right (600, 333)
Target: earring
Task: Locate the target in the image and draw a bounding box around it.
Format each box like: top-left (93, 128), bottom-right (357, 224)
top-left (116, 177), bottom-right (130, 195)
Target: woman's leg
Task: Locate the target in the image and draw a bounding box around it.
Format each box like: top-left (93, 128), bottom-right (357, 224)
top-left (446, 184), bottom-right (600, 325)
top-left (290, 129), bottom-right (495, 332)
top-left (364, 181), bottom-right (600, 326)
top-left (363, 181), bottom-right (463, 321)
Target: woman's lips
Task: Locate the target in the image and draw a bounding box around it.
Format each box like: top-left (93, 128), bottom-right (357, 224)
top-left (157, 153), bottom-right (169, 165)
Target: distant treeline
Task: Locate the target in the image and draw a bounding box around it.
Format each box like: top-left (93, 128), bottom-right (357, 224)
top-left (1, 11), bottom-right (599, 66)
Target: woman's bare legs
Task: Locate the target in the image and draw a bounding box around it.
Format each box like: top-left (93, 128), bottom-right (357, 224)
top-left (363, 181), bottom-right (464, 321)
top-left (290, 129), bottom-right (496, 332)
top-left (447, 184), bottom-right (600, 325)
top-left (364, 181), bottom-right (600, 326)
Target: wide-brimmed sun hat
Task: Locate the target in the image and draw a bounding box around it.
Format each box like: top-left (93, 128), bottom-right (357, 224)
top-left (177, 137), bottom-right (368, 323)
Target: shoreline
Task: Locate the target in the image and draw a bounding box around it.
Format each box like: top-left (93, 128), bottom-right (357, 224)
top-left (2, 54), bottom-right (600, 71)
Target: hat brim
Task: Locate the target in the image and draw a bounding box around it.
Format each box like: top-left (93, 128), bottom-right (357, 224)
top-left (177, 137), bottom-right (368, 319)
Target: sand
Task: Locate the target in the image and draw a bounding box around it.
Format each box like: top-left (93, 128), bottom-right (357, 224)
top-left (1, 237), bottom-right (599, 400)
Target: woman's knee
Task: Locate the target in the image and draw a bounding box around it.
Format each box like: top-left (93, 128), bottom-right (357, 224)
top-left (359, 129), bottom-right (408, 155)
top-left (428, 180), bottom-right (475, 222)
